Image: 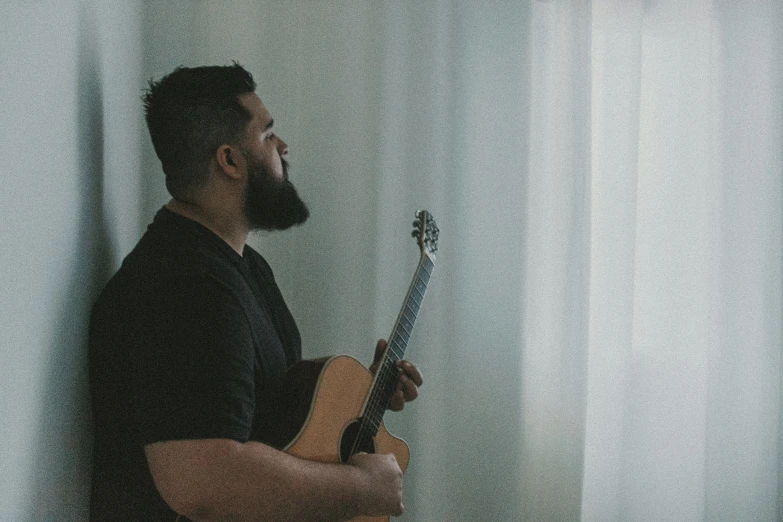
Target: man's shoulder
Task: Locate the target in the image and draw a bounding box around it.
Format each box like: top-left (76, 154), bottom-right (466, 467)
top-left (96, 230), bottom-right (245, 315)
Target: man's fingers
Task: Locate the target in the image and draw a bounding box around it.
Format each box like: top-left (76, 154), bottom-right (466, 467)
top-left (396, 374), bottom-right (419, 403)
top-left (398, 361), bottom-right (423, 387)
top-left (374, 339), bottom-right (387, 359)
top-left (388, 391), bottom-right (406, 412)
top-left (370, 339), bottom-right (388, 375)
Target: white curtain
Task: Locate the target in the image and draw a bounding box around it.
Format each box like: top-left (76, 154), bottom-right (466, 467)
top-left (523, 1), bottom-right (783, 521)
top-left (584, 2), bottom-right (782, 521)
top-left (137, 1), bottom-right (783, 520)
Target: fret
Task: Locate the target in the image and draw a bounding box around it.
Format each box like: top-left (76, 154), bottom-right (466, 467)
top-left (386, 348), bottom-right (402, 362)
top-left (397, 327), bottom-right (412, 341)
top-left (399, 312), bottom-right (414, 329)
top-left (387, 348), bottom-right (404, 363)
top-left (394, 322), bottom-right (410, 334)
top-left (391, 340), bottom-right (407, 355)
top-left (404, 310), bottom-right (418, 326)
top-left (388, 343), bottom-right (404, 359)
top-left (399, 316), bottom-right (414, 334)
top-left (398, 318), bottom-right (413, 335)
top-left (397, 322), bottom-right (412, 340)
top-left (422, 259), bottom-right (433, 272)
top-left (390, 338), bottom-right (405, 354)
top-left (401, 315), bottom-right (414, 329)
top-left (394, 322), bottom-right (410, 341)
top-left (405, 308), bottom-right (419, 323)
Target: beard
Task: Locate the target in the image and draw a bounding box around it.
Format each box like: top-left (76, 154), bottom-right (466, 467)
top-left (244, 156), bottom-right (310, 231)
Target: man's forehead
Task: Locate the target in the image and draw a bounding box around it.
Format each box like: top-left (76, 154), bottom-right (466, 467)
top-left (239, 92), bottom-right (271, 125)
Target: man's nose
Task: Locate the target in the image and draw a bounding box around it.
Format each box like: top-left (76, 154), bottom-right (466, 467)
top-left (277, 137), bottom-right (288, 157)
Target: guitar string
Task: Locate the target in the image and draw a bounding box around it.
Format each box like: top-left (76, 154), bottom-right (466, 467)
top-left (353, 254), bottom-right (435, 455)
top-left (351, 297), bottom-right (420, 453)
top-left (349, 259), bottom-right (433, 459)
top-left (366, 291), bottom-right (422, 417)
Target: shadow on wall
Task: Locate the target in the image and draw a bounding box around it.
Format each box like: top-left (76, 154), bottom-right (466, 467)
top-left (26, 8), bottom-right (115, 520)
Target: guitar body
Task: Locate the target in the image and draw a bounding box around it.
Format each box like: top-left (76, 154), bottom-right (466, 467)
top-left (258, 355), bottom-right (409, 522)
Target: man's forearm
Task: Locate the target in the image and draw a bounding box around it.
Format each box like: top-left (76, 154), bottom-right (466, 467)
top-left (145, 438), bottom-right (400, 521)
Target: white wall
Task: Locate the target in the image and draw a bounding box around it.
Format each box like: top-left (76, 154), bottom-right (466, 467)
top-left (0, 1), bottom-right (145, 518)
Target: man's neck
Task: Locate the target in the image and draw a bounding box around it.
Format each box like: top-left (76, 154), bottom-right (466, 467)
top-left (166, 198), bottom-right (249, 256)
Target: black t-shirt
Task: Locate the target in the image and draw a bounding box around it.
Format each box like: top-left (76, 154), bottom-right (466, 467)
top-left (88, 207), bottom-right (301, 521)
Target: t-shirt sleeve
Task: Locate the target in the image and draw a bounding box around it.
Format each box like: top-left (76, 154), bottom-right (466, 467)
top-left (131, 269), bottom-right (256, 445)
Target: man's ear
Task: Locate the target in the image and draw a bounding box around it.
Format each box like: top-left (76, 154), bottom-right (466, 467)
top-left (215, 144), bottom-right (243, 179)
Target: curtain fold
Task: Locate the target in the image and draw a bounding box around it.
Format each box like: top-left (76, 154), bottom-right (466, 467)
top-left (581, 2), bottom-right (643, 520)
top-left (521, 2), bottom-right (592, 520)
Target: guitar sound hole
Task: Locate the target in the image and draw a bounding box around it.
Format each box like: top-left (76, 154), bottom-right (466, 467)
top-left (340, 420), bottom-right (375, 463)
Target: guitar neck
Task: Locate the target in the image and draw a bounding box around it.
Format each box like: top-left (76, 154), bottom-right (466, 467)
top-left (361, 253), bottom-right (435, 435)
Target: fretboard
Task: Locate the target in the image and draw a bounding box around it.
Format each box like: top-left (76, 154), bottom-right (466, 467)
top-left (359, 253), bottom-right (435, 437)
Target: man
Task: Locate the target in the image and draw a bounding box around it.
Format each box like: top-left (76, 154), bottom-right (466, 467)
top-left (89, 63), bottom-right (423, 521)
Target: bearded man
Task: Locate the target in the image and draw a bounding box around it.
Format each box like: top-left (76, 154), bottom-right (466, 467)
top-left (88, 64), bottom-right (422, 521)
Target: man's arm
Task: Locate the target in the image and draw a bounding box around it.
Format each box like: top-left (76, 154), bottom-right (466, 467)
top-left (145, 438), bottom-right (403, 521)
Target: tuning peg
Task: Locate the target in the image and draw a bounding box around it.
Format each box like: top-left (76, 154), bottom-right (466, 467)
top-left (411, 230), bottom-right (420, 238)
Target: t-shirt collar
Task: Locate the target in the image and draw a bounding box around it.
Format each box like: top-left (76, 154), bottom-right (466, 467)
top-left (155, 206), bottom-right (247, 266)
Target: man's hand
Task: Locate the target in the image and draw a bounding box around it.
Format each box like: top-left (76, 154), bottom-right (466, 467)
top-left (368, 339), bottom-right (423, 411)
top-left (347, 452), bottom-right (404, 517)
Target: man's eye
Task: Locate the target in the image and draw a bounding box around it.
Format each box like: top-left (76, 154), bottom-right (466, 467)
top-left (266, 133), bottom-right (276, 141)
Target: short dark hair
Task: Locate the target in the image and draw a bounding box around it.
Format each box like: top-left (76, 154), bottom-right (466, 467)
top-left (143, 63), bottom-right (257, 200)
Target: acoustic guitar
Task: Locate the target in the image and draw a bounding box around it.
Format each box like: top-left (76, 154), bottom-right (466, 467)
top-left (255, 210), bottom-right (439, 521)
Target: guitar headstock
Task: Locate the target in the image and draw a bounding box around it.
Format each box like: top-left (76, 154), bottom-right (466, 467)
top-left (411, 210), bottom-right (439, 259)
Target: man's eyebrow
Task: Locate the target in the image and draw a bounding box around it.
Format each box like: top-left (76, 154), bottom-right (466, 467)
top-left (264, 119), bottom-right (274, 131)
